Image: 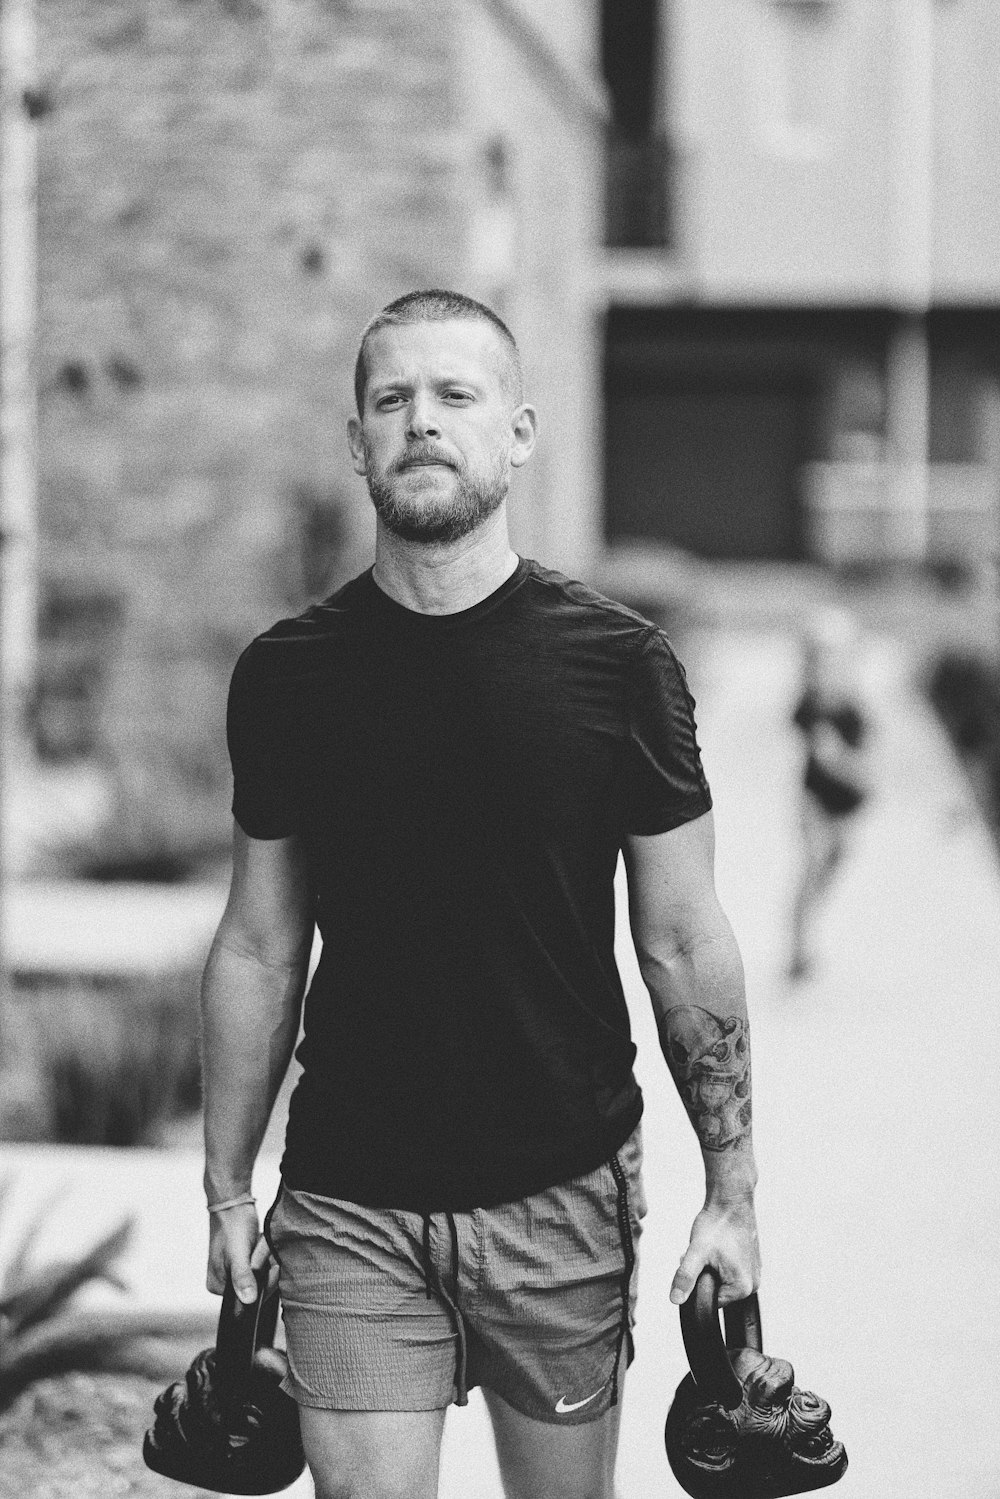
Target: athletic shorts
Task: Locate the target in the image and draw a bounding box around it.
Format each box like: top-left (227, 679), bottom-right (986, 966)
top-left (264, 1122), bottom-right (645, 1425)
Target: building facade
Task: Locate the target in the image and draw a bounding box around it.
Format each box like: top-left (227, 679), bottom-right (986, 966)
top-left (600, 0), bottom-right (1000, 570)
top-left (20, 0), bottom-right (1000, 874)
top-left (22, 0), bottom-right (604, 871)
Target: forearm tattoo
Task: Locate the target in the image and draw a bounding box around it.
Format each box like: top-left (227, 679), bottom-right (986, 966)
top-left (658, 1005), bottom-right (752, 1152)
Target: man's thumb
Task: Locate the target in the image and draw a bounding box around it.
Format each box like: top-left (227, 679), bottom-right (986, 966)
top-left (669, 1245), bottom-right (704, 1305)
top-left (230, 1265), bottom-right (259, 1305)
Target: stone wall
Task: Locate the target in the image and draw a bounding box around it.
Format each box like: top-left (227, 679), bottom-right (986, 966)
top-left (455, 0), bottom-right (605, 575)
top-left (36, 0), bottom-right (467, 867)
top-left (32, 0), bottom-right (604, 872)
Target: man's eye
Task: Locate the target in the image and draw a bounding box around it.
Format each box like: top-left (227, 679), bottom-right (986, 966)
top-left (376, 394), bottom-right (405, 410)
top-left (443, 390), bottom-right (474, 403)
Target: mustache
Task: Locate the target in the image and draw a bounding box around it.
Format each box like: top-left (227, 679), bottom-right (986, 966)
top-left (391, 446), bottom-right (460, 473)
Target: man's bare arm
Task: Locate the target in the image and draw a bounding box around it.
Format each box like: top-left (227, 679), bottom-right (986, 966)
top-left (201, 825), bottom-right (314, 1300)
top-left (624, 809), bottom-right (761, 1304)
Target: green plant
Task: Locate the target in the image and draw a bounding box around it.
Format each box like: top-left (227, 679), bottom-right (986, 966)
top-left (10, 972), bottom-right (202, 1147)
top-left (0, 1180), bottom-right (212, 1413)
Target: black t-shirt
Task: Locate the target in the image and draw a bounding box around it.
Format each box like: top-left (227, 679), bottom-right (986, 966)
top-left (227, 558), bottom-right (712, 1210)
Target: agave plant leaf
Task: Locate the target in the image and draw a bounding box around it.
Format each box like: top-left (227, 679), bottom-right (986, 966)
top-left (0, 1172), bottom-right (216, 1416)
top-left (0, 1175), bottom-right (16, 1224)
top-left (0, 1219), bottom-right (135, 1337)
top-left (0, 1179), bottom-right (71, 1294)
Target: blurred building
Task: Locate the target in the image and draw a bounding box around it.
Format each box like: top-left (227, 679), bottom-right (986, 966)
top-left (12, 0), bottom-right (1000, 875)
top-left (21, 0), bottom-right (604, 870)
top-left (601, 0), bottom-right (1000, 570)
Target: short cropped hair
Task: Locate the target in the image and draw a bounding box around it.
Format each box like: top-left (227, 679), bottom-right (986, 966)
top-left (354, 289), bottom-right (523, 413)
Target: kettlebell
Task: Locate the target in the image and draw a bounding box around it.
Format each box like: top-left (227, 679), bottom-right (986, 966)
top-left (664, 1268), bottom-right (848, 1499)
top-left (143, 1265), bottom-right (305, 1495)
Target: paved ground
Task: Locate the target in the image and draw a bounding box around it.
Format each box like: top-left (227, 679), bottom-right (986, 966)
top-left (612, 622), bottom-right (1000, 1499)
top-left (2, 615), bottom-right (998, 1497)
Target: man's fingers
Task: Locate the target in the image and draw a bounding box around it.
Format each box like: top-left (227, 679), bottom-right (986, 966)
top-left (207, 1212), bottom-right (262, 1303)
top-left (231, 1256), bottom-right (260, 1304)
top-left (671, 1199), bottom-right (761, 1309)
top-left (669, 1245), bottom-right (707, 1305)
top-left (250, 1232), bottom-right (279, 1293)
top-left (672, 1245), bottom-right (757, 1306)
top-left (216, 1244), bottom-right (257, 1304)
top-left (716, 1266), bottom-right (757, 1304)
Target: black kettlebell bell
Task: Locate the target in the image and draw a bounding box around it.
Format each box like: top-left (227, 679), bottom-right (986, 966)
top-left (143, 1265), bottom-right (305, 1495)
top-left (664, 1268), bottom-right (848, 1499)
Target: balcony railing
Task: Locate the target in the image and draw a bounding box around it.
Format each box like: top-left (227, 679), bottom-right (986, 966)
top-left (605, 132), bottom-right (674, 249)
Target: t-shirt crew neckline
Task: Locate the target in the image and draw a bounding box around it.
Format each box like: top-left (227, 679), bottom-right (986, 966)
top-left (364, 555), bottom-right (532, 629)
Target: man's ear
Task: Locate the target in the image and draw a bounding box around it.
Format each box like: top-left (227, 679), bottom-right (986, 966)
top-left (509, 404), bottom-right (538, 469)
top-left (347, 415), bottom-right (367, 476)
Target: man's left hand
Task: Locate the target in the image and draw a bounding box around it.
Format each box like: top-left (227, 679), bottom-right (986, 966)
top-left (669, 1197), bottom-right (761, 1305)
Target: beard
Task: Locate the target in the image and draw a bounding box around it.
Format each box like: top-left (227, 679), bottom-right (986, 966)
top-left (364, 441), bottom-right (509, 545)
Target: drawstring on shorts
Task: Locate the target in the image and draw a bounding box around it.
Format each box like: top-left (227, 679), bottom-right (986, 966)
top-left (420, 1211), bottom-right (469, 1405)
top-left (419, 1153), bottom-right (635, 1414)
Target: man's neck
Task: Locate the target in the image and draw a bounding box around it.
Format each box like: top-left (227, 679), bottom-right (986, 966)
top-left (372, 513), bottom-right (519, 615)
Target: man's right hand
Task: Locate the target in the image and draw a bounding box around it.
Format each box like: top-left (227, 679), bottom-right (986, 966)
top-left (207, 1203), bottom-right (272, 1304)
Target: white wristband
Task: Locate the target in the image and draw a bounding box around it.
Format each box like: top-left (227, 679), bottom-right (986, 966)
top-left (206, 1193), bottom-right (257, 1214)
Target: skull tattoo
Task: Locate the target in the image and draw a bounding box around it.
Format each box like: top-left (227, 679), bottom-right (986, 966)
top-left (660, 1005), bottom-right (752, 1152)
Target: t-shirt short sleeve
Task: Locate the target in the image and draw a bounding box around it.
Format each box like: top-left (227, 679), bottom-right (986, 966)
top-left (621, 631), bottom-right (713, 835)
top-left (227, 641), bottom-right (300, 839)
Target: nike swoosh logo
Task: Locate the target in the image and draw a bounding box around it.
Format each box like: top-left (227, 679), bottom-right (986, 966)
top-left (554, 1386), bottom-right (605, 1414)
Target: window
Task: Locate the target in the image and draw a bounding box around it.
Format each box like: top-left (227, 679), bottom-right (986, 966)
top-left (761, 0), bottom-right (840, 153)
top-left (601, 0), bottom-right (672, 246)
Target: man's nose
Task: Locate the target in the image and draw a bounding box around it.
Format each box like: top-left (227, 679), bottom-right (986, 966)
top-left (406, 396), bottom-right (442, 440)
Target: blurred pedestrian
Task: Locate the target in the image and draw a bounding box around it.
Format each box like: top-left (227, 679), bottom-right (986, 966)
top-left (200, 290), bottom-right (761, 1499)
top-left (788, 606), bottom-right (871, 981)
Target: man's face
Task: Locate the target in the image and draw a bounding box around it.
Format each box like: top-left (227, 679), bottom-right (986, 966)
top-left (347, 319), bottom-right (534, 545)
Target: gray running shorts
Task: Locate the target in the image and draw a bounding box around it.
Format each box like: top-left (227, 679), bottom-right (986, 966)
top-left (264, 1122), bottom-right (645, 1425)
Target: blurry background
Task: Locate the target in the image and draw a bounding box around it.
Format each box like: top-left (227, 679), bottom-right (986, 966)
top-left (2, 0), bottom-right (999, 885)
top-left (0, 2), bottom-right (998, 1496)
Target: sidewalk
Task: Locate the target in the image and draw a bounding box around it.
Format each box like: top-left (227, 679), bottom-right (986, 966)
top-left (2, 621), bottom-right (998, 1498)
top-left (611, 623), bottom-right (1000, 1499)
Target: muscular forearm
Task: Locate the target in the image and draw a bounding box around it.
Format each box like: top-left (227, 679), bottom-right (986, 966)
top-left (640, 921), bottom-right (757, 1202)
top-left (201, 935), bottom-right (308, 1202)
top-left (625, 817), bottom-right (760, 1301)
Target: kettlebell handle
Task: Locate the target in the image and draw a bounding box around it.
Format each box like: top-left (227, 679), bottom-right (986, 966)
top-left (679, 1267), bottom-right (763, 1411)
top-left (215, 1264), bottom-right (280, 1393)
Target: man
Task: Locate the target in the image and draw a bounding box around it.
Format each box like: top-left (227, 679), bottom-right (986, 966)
top-left (788, 606), bottom-right (870, 981)
top-left (203, 290), bottom-right (760, 1499)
